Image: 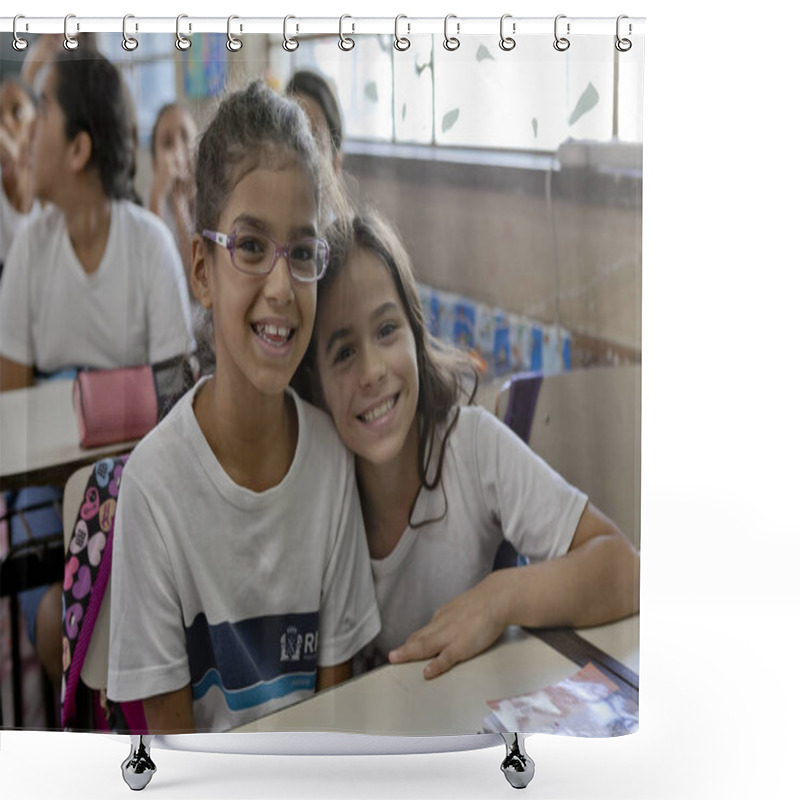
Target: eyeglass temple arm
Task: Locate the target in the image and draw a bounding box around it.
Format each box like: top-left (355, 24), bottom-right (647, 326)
top-left (202, 230), bottom-right (229, 248)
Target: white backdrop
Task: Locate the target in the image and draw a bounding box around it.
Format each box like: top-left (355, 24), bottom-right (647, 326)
top-left (3, 1), bottom-right (799, 798)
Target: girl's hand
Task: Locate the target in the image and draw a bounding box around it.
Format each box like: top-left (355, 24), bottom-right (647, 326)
top-left (151, 151), bottom-right (180, 201)
top-left (170, 175), bottom-right (196, 216)
top-left (388, 572), bottom-right (508, 679)
top-left (0, 126), bottom-right (20, 169)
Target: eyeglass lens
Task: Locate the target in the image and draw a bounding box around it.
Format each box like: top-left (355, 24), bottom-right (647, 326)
top-left (232, 228), bottom-right (326, 281)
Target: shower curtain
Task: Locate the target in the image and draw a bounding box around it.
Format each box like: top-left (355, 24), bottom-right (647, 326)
top-left (0, 16), bottom-right (643, 746)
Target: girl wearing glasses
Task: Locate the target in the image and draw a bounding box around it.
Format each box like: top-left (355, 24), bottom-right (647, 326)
top-left (107, 81), bottom-right (380, 734)
top-left (302, 210), bottom-right (640, 681)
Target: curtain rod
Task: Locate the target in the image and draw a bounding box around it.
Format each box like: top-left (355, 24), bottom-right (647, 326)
top-left (1, 15), bottom-right (646, 37)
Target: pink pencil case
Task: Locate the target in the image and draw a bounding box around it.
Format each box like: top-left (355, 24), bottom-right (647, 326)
top-left (73, 366), bottom-right (159, 449)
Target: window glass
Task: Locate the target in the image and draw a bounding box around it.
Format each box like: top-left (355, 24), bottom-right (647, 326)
top-left (393, 36), bottom-right (434, 144)
top-left (432, 35), bottom-right (602, 152)
top-left (97, 34), bottom-right (177, 148)
top-left (286, 35), bottom-right (393, 142)
top-left (617, 48), bottom-right (645, 143)
top-left (562, 36), bottom-right (615, 144)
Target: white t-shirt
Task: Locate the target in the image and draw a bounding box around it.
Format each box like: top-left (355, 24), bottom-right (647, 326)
top-left (107, 379), bottom-right (381, 733)
top-left (0, 200), bottom-right (193, 372)
top-left (370, 405), bottom-right (588, 657)
top-left (0, 174), bottom-right (39, 266)
top-left (160, 199), bottom-right (182, 249)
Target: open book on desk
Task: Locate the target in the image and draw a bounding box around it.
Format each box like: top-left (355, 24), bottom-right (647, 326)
top-left (482, 662), bottom-right (639, 737)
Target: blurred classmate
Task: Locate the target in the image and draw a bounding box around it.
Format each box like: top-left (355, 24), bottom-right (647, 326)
top-left (107, 81), bottom-right (378, 734)
top-left (123, 86), bottom-right (143, 208)
top-left (20, 33), bottom-right (98, 96)
top-left (301, 210), bottom-right (641, 679)
top-left (0, 78), bottom-right (39, 276)
top-left (0, 52), bottom-right (193, 692)
top-left (149, 103), bottom-right (197, 280)
top-left (285, 70), bottom-right (344, 173)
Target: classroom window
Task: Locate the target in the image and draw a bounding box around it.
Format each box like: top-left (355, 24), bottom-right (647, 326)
top-left (96, 34), bottom-right (178, 148)
top-left (289, 35), bottom-right (394, 142)
top-left (96, 33), bottom-right (227, 147)
top-left (275, 33), bottom-right (642, 154)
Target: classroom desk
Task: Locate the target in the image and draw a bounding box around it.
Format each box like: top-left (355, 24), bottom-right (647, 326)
top-left (0, 380), bottom-right (137, 492)
top-left (577, 616), bottom-right (640, 674)
top-left (232, 615), bottom-right (639, 736)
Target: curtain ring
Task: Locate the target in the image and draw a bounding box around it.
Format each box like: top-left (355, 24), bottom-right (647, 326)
top-left (394, 14), bottom-right (411, 51)
top-left (443, 14), bottom-right (460, 51)
top-left (615, 15), bottom-right (632, 52)
top-left (175, 14), bottom-right (192, 51)
top-left (227, 15), bottom-right (243, 52)
top-left (12, 15), bottom-right (29, 52)
top-left (283, 15), bottom-right (299, 52)
top-left (122, 15), bottom-right (139, 52)
top-left (553, 14), bottom-right (570, 52)
top-left (63, 14), bottom-right (79, 51)
top-left (339, 15), bottom-right (355, 51)
top-left (499, 14), bottom-right (516, 51)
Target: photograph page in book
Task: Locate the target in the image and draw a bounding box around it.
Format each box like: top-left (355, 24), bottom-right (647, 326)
top-left (482, 662), bottom-right (639, 737)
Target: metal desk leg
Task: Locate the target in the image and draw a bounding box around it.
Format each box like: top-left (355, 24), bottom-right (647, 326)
top-left (500, 733), bottom-right (535, 789)
top-left (121, 735), bottom-right (156, 791)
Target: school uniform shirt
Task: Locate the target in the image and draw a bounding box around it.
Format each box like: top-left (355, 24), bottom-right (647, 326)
top-left (107, 379), bottom-right (381, 733)
top-left (369, 405), bottom-right (588, 658)
top-left (0, 200), bottom-right (193, 372)
top-left (160, 198), bottom-right (183, 251)
top-left (0, 175), bottom-right (39, 268)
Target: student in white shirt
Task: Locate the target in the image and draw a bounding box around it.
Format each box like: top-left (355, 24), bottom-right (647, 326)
top-left (0, 52), bottom-right (192, 691)
top-left (107, 81), bottom-right (379, 734)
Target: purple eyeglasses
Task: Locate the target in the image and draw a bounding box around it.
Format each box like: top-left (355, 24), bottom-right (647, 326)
top-left (202, 226), bottom-right (330, 283)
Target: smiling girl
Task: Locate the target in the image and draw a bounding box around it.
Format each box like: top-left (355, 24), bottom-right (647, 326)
top-left (305, 211), bottom-right (640, 680)
top-left (107, 82), bottom-right (379, 734)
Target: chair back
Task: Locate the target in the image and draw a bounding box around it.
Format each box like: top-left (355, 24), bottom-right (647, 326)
top-left (499, 371), bottom-right (544, 443)
top-left (492, 372), bottom-right (544, 570)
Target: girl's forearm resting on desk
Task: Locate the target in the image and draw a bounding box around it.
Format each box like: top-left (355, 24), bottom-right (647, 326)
top-left (389, 503), bottom-right (640, 679)
top-left (498, 504), bottom-right (640, 630)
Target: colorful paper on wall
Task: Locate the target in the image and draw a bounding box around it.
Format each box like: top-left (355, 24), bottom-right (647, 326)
top-left (417, 283), bottom-right (571, 378)
top-left (183, 34), bottom-right (227, 99)
top-left (453, 300), bottom-right (476, 349)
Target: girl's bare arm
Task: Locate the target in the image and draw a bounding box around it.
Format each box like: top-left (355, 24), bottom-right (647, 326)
top-left (389, 503), bottom-right (640, 679)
